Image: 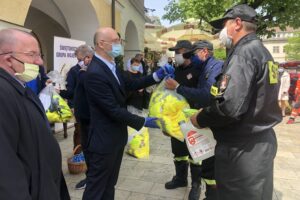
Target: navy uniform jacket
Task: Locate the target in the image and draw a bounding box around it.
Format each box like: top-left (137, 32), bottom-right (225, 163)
top-left (60, 64), bottom-right (81, 108)
top-left (177, 56), bottom-right (223, 109)
top-left (174, 63), bottom-right (201, 108)
top-left (196, 33), bottom-right (282, 142)
top-left (84, 56), bottom-right (157, 154)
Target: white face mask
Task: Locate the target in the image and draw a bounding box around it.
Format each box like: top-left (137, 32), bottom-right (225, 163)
top-left (175, 54), bottom-right (184, 66)
top-left (219, 27), bottom-right (233, 49)
top-left (278, 68), bottom-right (284, 73)
top-left (78, 60), bottom-right (85, 67)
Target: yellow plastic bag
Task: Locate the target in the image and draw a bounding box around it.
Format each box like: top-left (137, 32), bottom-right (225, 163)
top-left (39, 84), bottom-right (73, 123)
top-left (183, 108), bottom-right (199, 118)
top-left (127, 127), bottom-right (149, 159)
top-left (46, 93), bottom-right (73, 123)
top-left (149, 79), bottom-right (190, 141)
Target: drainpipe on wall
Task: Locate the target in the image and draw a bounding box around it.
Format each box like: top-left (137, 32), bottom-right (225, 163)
top-left (112, 0), bottom-right (115, 29)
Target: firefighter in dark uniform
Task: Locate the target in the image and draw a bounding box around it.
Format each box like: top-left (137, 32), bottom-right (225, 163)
top-left (166, 40), bottom-right (223, 200)
top-left (191, 4), bottom-right (282, 200)
top-left (163, 40), bottom-right (200, 200)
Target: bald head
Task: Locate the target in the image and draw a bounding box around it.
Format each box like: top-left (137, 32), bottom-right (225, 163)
top-left (94, 27), bottom-right (119, 46)
top-left (0, 28), bottom-right (42, 76)
top-left (93, 27), bottom-right (121, 61)
top-left (0, 29), bottom-right (35, 53)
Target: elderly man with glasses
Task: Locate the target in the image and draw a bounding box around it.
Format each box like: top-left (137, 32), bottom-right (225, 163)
top-left (0, 28), bottom-right (70, 199)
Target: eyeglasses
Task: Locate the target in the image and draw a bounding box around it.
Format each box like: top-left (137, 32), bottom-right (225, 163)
top-left (0, 51), bottom-right (44, 59)
top-left (13, 51), bottom-right (44, 59)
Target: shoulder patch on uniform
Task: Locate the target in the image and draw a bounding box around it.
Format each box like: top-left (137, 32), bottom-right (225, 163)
top-left (210, 85), bottom-right (219, 96)
top-left (268, 61), bottom-right (278, 84)
top-left (220, 74), bottom-right (230, 92)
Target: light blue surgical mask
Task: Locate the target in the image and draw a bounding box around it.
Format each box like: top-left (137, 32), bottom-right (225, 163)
top-left (131, 65), bottom-right (140, 71)
top-left (108, 43), bottom-right (123, 58)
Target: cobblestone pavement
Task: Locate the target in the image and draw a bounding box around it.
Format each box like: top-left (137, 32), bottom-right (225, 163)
top-left (55, 117), bottom-right (300, 200)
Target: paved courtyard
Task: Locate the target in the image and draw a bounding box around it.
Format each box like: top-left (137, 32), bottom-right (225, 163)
top-left (55, 117), bottom-right (300, 200)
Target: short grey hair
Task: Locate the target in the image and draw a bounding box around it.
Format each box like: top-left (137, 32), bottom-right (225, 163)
top-left (0, 29), bottom-right (34, 52)
top-left (75, 44), bottom-right (94, 57)
top-left (242, 21), bottom-right (257, 32)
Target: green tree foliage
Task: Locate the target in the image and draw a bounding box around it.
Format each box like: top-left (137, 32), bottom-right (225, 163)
top-left (163, 0), bottom-right (300, 37)
top-left (285, 32), bottom-right (300, 61)
top-left (214, 48), bottom-right (227, 60)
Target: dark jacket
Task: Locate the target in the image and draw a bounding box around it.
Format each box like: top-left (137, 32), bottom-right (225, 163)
top-left (74, 70), bottom-right (90, 121)
top-left (60, 64), bottom-right (81, 108)
top-left (0, 68), bottom-right (69, 200)
top-left (196, 33), bottom-right (282, 142)
top-left (85, 56), bottom-right (157, 154)
top-left (177, 57), bottom-right (223, 109)
top-left (124, 71), bottom-right (144, 110)
top-left (174, 62), bottom-right (201, 108)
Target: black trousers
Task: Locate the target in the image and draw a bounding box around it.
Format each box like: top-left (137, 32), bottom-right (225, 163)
top-left (82, 148), bottom-right (124, 200)
top-left (79, 118), bottom-right (90, 170)
top-left (79, 119), bottom-right (90, 152)
top-left (171, 137), bottom-right (190, 157)
top-left (215, 130), bottom-right (277, 200)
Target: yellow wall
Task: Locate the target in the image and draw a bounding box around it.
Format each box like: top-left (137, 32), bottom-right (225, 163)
top-left (90, 0), bottom-right (121, 33)
top-left (115, 10), bottom-right (121, 34)
top-left (0, 0), bottom-right (31, 25)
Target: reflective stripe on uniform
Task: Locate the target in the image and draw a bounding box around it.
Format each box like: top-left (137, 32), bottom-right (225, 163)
top-left (174, 156), bottom-right (189, 161)
top-left (188, 158), bottom-right (202, 165)
top-left (203, 178), bottom-right (216, 186)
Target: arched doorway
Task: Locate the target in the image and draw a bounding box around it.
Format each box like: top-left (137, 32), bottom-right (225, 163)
top-left (25, 6), bottom-right (70, 71)
top-left (124, 20), bottom-right (140, 70)
top-left (25, 0), bottom-right (100, 71)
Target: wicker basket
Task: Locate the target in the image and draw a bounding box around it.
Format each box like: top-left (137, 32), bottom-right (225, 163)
top-left (67, 145), bottom-right (87, 174)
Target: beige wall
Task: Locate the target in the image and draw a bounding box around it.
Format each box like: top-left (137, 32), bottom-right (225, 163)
top-left (0, 0), bottom-right (31, 26)
top-left (90, 0), bottom-right (121, 33)
top-left (263, 40), bottom-right (287, 63)
top-left (0, 0), bottom-right (142, 69)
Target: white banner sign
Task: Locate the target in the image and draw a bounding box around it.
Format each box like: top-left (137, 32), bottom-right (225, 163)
top-left (53, 36), bottom-right (85, 88)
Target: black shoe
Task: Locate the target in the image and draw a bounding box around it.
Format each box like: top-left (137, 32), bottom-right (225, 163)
top-left (75, 179), bottom-right (86, 190)
top-left (165, 176), bottom-right (188, 189)
top-left (188, 182), bottom-right (201, 200)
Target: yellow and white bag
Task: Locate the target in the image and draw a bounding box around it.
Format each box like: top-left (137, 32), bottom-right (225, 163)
top-left (39, 84), bottom-right (73, 123)
top-left (127, 127), bottom-right (149, 159)
top-left (149, 79), bottom-right (190, 141)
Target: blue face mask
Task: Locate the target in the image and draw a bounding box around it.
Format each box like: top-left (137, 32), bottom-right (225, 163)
top-left (131, 65), bottom-right (140, 71)
top-left (108, 43), bottom-right (123, 58)
top-left (191, 55), bottom-right (204, 66)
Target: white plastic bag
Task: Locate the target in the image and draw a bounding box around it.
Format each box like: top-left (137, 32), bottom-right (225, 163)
top-left (180, 121), bottom-right (216, 162)
top-left (39, 84), bottom-right (54, 111)
top-left (47, 70), bottom-right (66, 90)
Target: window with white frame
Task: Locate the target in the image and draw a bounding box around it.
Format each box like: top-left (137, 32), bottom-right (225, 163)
top-left (273, 46), bottom-right (280, 53)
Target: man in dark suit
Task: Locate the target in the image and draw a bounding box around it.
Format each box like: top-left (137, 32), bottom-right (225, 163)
top-left (59, 45), bottom-right (92, 149)
top-left (0, 28), bottom-right (69, 199)
top-left (82, 27), bottom-right (172, 200)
